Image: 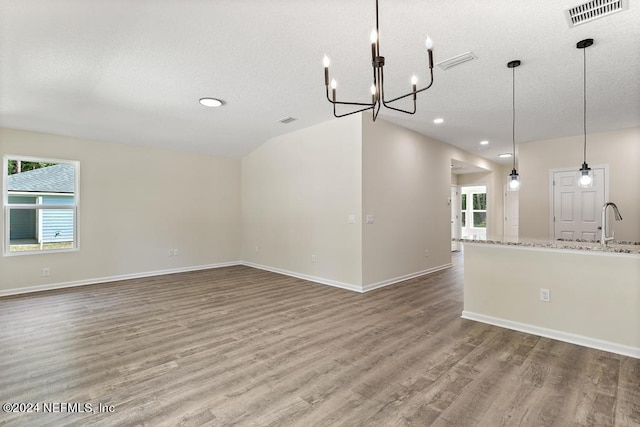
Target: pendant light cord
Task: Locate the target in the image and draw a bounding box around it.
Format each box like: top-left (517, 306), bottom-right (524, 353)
top-left (583, 46), bottom-right (587, 164)
top-left (512, 65), bottom-right (516, 171)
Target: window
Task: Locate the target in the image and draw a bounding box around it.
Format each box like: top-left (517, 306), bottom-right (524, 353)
top-left (461, 194), bottom-right (467, 227)
top-left (3, 156), bottom-right (79, 255)
top-left (472, 192), bottom-right (487, 228)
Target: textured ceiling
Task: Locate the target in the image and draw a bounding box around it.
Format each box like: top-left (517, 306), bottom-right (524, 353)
top-left (1, 0), bottom-right (639, 162)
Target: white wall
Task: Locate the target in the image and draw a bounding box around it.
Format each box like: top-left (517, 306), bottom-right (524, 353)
top-left (0, 128), bottom-right (241, 293)
top-left (519, 127), bottom-right (640, 241)
top-left (241, 115), bottom-right (363, 289)
top-left (361, 116), bottom-right (504, 287)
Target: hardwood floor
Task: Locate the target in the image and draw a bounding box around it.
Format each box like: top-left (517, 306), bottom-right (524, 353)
top-left (1, 254), bottom-right (638, 426)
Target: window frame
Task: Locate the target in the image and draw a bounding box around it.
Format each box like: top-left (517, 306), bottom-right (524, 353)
top-left (3, 155), bottom-right (80, 256)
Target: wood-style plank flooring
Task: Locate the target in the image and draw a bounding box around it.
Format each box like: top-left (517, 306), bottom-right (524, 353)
top-left (1, 253), bottom-right (639, 426)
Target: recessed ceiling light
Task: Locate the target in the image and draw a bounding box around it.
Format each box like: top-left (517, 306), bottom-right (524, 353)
top-left (499, 153), bottom-right (513, 158)
top-left (480, 140), bottom-right (489, 145)
top-left (433, 118), bottom-right (444, 124)
top-left (199, 98), bottom-right (223, 107)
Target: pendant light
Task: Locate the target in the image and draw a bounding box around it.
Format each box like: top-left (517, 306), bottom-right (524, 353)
top-left (507, 60), bottom-right (521, 191)
top-left (577, 38), bottom-right (594, 188)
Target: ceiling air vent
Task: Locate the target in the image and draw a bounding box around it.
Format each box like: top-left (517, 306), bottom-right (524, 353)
top-left (436, 52), bottom-right (477, 71)
top-left (565, 0), bottom-right (628, 27)
top-left (278, 116), bottom-right (296, 124)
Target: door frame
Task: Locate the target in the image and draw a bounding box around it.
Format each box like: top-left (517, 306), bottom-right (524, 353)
top-left (548, 164), bottom-right (609, 241)
top-left (451, 186), bottom-right (461, 251)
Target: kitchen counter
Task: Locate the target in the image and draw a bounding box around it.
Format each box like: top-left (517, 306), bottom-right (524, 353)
top-left (460, 240), bottom-right (640, 359)
top-left (454, 237), bottom-right (640, 255)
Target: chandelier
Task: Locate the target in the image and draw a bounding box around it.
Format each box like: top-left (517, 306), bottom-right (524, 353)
top-left (323, 0), bottom-right (435, 121)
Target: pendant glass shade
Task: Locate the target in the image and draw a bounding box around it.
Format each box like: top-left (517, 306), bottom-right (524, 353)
top-left (508, 169), bottom-right (521, 191)
top-left (578, 162), bottom-right (593, 188)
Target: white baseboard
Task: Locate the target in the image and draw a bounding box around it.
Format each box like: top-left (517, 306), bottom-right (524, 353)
top-left (0, 261), bottom-right (241, 297)
top-left (242, 262), bottom-right (453, 294)
top-left (461, 311), bottom-right (640, 360)
top-left (241, 261), bottom-right (363, 293)
top-left (1, 260), bottom-right (453, 298)
top-left (361, 263), bottom-right (452, 292)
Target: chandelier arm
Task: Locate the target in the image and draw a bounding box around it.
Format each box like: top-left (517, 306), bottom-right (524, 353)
top-left (371, 67), bottom-right (382, 121)
top-left (377, 67), bottom-right (416, 114)
top-left (382, 69), bottom-right (434, 104)
top-left (372, 67), bottom-right (378, 91)
top-left (325, 86), bottom-right (375, 107)
top-left (333, 104), bottom-right (375, 118)
top-left (379, 64), bottom-right (387, 105)
top-left (381, 101), bottom-right (416, 115)
top-left (372, 101), bottom-right (381, 121)
top-left (332, 100), bottom-right (377, 107)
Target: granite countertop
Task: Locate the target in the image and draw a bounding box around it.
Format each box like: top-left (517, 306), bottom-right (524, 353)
top-left (454, 238), bottom-right (640, 254)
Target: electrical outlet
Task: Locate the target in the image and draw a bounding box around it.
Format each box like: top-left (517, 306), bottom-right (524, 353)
top-left (425, 249), bottom-right (429, 258)
top-left (42, 267), bottom-right (50, 277)
top-left (169, 249), bottom-right (174, 257)
top-left (174, 249), bottom-right (179, 256)
top-left (255, 245), bottom-right (259, 253)
top-left (311, 254), bottom-right (316, 263)
top-left (540, 288), bottom-right (550, 302)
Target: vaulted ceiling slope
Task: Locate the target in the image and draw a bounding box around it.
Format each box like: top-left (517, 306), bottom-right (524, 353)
top-left (0, 0), bottom-right (638, 161)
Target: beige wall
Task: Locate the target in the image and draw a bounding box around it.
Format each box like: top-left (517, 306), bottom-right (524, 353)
top-left (0, 128), bottom-right (241, 292)
top-left (362, 116), bottom-right (504, 286)
top-left (241, 115), bottom-right (363, 288)
top-left (463, 243), bottom-right (640, 355)
top-left (519, 127), bottom-right (640, 241)
top-left (2, 114), bottom-right (508, 294)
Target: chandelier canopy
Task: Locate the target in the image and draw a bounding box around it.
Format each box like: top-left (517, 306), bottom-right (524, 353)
top-left (323, 0), bottom-right (435, 121)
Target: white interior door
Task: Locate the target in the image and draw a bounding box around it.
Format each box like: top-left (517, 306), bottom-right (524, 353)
top-left (552, 167), bottom-right (606, 241)
top-left (504, 188), bottom-right (519, 242)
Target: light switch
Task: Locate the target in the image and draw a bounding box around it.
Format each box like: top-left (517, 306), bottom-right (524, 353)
top-left (366, 214), bottom-right (375, 224)
top-left (348, 214), bottom-right (356, 224)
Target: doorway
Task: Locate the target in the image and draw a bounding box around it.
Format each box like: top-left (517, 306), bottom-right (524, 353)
top-left (460, 185), bottom-right (487, 240)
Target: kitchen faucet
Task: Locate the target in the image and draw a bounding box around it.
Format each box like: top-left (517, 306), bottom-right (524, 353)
top-left (600, 202), bottom-right (623, 248)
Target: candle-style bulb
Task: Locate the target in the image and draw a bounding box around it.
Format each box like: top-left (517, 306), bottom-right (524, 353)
top-left (323, 55), bottom-right (330, 68)
top-left (425, 35), bottom-right (433, 50)
top-left (331, 79), bottom-right (337, 89)
top-left (370, 29), bottom-right (378, 44)
top-left (370, 84), bottom-right (376, 95)
top-left (411, 75), bottom-right (418, 85)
